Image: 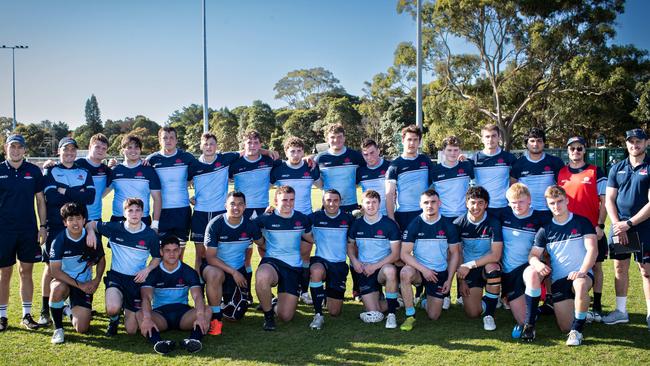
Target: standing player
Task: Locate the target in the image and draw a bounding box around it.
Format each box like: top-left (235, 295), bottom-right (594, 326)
top-left (386, 125), bottom-right (434, 230)
top-left (255, 186), bottom-right (313, 331)
top-left (0, 134), bottom-right (47, 331)
top-left (602, 128), bottom-right (650, 329)
top-left (557, 136), bottom-right (608, 321)
top-left (348, 190), bottom-right (401, 329)
top-left (307, 189), bottom-right (354, 330)
top-left (357, 139), bottom-right (390, 216)
top-left (75, 134), bottom-right (111, 223)
top-left (521, 185), bottom-right (597, 345)
top-left (48, 202), bottom-right (105, 344)
top-left (430, 136), bottom-right (474, 220)
top-left (86, 198), bottom-right (161, 336)
top-left (137, 235), bottom-right (211, 355)
top-left (454, 186), bottom-right (503, 331)
top-left (399, 189), bottom-right (460, 331)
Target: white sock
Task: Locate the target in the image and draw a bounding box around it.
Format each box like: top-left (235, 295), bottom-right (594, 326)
top-left (616, 296), bottom-right (627, 313)
top-left (0, 304), bottom-right (7, 318)
top-left (646, 299), bottom-right (650, 316)
top-left (22, 302), bottom-right (32, 317)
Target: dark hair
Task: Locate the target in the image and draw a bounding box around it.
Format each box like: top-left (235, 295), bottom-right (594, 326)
top-left (160, 235), bottom-right (180, 248)
top-left (275, 185), bottom-right (295, 196)
top-left (442, 135), bottom-right (461, 149)
top-left (283, 136), bottom-right (305, 151)
top-left (242, 129), bottom-right (261, 142)
top-left (89, 133), bottom-right (109, 147)
top-left (465, 186), bottom-right (490, 205)
top-left (201, 132), bottom-right (217, 143)
top-left (60, 202), bottom-right (87, 220)
top-left (525, 127), bottom-right (546, 144)
top-left (123, 197), bottom-right (144, 210)
top-left (401, 125), bottom-right (422, 140)
top-left (227, 191), bottom-right (246, 203)
top-left (324, 123), bottom-right (345, 136)
top-left (421, 188), bottom-right (440, 199)
top-left (362, 189), bottom-right (381, 203)
top-left (158, 126), bottom-right (177, 138)
top-left (121, 134), bottom-right (143, 149)
top-left (323, 189), bottom-right (341, 199)
top-left (361, 138), bottom-right (378, 149)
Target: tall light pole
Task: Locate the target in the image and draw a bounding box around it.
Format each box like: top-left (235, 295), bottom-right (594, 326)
top-left (1, 45), bottom-right (28, 131)
top-left (202, 0), bottom-right (209, 133)
top-left (416, 0), bottom-right (423, 132)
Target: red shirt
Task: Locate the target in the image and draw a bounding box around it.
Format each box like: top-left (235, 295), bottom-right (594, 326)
top-left (557, 164), bottom-right (606, 226)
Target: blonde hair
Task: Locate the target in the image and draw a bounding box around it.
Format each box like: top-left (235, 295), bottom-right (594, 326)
top-left (544, 185), bottom-right (567, 199)
top-left (506, 183), bottom-right (531, 201)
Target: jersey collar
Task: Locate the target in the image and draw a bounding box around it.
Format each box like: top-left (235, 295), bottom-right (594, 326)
top-left (363, 214), bottom-right (382, 225)
top-left (243, 155), bottom-right (262, 163)
top-left (65, 228), bottom-right (86, 242)
top-left (123, 221), bottom-right (146, 233)
top-left (123, 160), bottom-right (143, 168)
top-left (324, 209), bottom-right (341, 219)
top-left (224, 215), bottom-right (244, 229)
top-left (552, 213), bottom-right (573, 226)
top-left (524, 151), bottom-right (546, 163)
top-left (274, 209), bottom-right (295, 219)
top-left (420, 213), bottom-right (441, 225)
top-left (467, 212), bottom-right (487, 225)
top-left (160, 149), bottom-right (178, 158)
top-left (481, 147), bottom-right (502, 157)
top-left (327, 146), bottom-right (347, 156)
top-left (366, 158), bottom-right (384, 170)
top-left (160, 261), bottom-right (182, 274)
top-left (286, 160), bottom-right (305, 169)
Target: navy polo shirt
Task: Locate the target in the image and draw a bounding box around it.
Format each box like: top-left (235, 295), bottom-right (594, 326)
top-left (607, 156), bottom-right (650, 231)
top-left (0, 160), bottom-right (45, 231)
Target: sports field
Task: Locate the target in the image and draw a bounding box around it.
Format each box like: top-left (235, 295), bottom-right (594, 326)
top-left (1, 189), bottom-right (649, 365)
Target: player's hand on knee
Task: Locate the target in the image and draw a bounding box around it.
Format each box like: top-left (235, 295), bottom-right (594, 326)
top-left (352, 262), bottom-right (364, 274)
top-left (233, 271), bottom-right (247, 287)
top-left (141, 319), bottom-right (158, 337)
top-left (134, 268), bottom-right (151, 283)
top-left (194, 316), bottom-right (209, 334)
top-left (422, 269), bottom-right (437, 283)
top-left (441, 279), bottom-right (452, 294)
top-left (457, 266), bottom-right (469, 279)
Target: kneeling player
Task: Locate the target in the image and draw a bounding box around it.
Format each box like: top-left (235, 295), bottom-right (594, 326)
top-left (137, 236), bottom-right (211, 355)
top-left (308, 189), bottom-right (354, 330)
top-left (399, 189), bottom-right (460, 330)
top-left (522, 186), bottom-right (597, 346)
top-left (202, 191), bottom-right (261, 335)
top-left (348, 190), bottom-right (401, 329)
top-left (48, 203), bottom-right (106, 344)
top-left (255, 186), bottom-right (313, 331)
top-left (454, 186), bottom-right (503, 331)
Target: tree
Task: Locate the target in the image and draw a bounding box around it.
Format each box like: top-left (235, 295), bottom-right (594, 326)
top-left (211, 108), bottom-right (240, 152)
top-left (37, 120), bottom-right (70, 155)
top-left (14, 124), bottom-right (47, 157)
top-left (283, 109), bottom-right (321, 153)
top-left (379, 97), bottom-right (416, 157)
top-left (168, 104), bottom-right (214, 151)
top-left (237, 100), bottom-right (276, 144)
top-left (106, 116), bottom-right (160, 155)
top-left (274, 67), bottom-right (346, 109)
top-left (315, 96), bottom-right (364, 148)
top-left (74, 94), bottom-right (104, 148)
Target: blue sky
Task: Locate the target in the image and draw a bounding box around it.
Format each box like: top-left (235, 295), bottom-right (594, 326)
top-left (0, 0), bottom-right (648, 128)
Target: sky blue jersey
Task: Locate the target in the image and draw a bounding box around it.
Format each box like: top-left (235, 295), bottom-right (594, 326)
top-left (143, 261), bottom-right (201, 309)
top-left (75, 158), bottom-right (111, 221)
top-left (472, 148), bottom-right (516, 209)
top-left (229, 155), bottom-right (276, 209)
top-left (402, 214), bottom-right (460, 272)
top-left (315, 147), bottom-right (365, 207)
top-left (189, 152), bottom-right (240, 212)
top-left (430, 160), bottom-right (474, 218)
top-left (96, 221), bottom-right (160, 276)
top-left (348, 215), bottom-right (401, 264)
top-left (147, 149), bottom-right (197, 209)
top-left (511, 152), bottom-right (564, 211)
top-left (204, 214), bottom-right (262, 270)
top-left (310, 209), bottom-right (353, 263)
top-left (386, 154), bottom-right (434, 212)
top-left (111, 161), bottom-right (161, 217)
top-left (44, 163), bottom-right (95, 231)
top-left (357, 158), bottom-right (391, 215)
top-left (271, 160), bottom-right (320, 214)
top-left (454, 212), bottom-right (503, 263)
top-left (49, 228), bottom-right (104, 283)
top-left (255, 210), bottom-right (312, 267)
top-left (497, 208), bottom-right (550, 273)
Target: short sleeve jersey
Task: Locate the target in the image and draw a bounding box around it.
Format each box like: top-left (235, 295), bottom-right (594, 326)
top-left (454, 213), bottom-right (503, 263)
top-left (96, 221), bottom-right (160, 276)
top-left (348, 215), bottom-right (401, 264)
top-left (314, 148), bottom-right (365, 207)
top-left (430, 160), bottom-right (475, 218)
top-left (229, 155), bottom-right (276, 209)
top-left (472, 148), bottom-right (517, 209)
top-left (309, 210), bottom-right (353, 263)
top-left (607, 156), bottom-right (650, 232)
top-left (43, 163), bottom-right (96, 230)
top-left (0, 160), bottom-right (45, 231)
top-left (189, 152), bottom-right (240, 212)
top-left (270, 161), bottom-right (320, 214)
top-left (75, 158), bottom-right (111, 221)
top-left (204, 214), bottom-right (262, 270)
top-left (498, 209), bottom-right (550, 273)
top-left (147, 149), bottom-right (197, 209)
top-left (255, 210), bottom-right (312, 267)
top-left (143, 262), bottom-right (201, 309)
top-left (111, 162), bottom-right (161, 217)
top-left (386, 154), bottom-right (434, 212)
top-left (356, 158), bottom-right (391, 215)
top-left (49, 229), bottom-right (105, 283)
top-left (558, 164), bottom-right (606, 227)
top-left (402, 215), bottom-right (460, 272)
top-left (511, 153), bottom-right (564, 211)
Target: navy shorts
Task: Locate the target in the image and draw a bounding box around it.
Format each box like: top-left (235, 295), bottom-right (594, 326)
top-left (551, 272), bottom-right (594, 303)
top-left (159, 206), bottom-right (192, 243)
top-left (609, 227), bottom-right (650, 264)
top-left (104, 270), bottom-right (142, 312)
top-left (260, 257), bottom-right (301, 296)
top-left (0, 230), bottom-right (42, 267)
top-left (394, 210), bottom-right (422, 231)
top-left (464, 266), bottom-right (487, 289)
top-left (502, 264), bottom-right (527, 301)
top-left (42, 226), bottom-right (64, 263)
top-left (596, 235), bottom-right (608, 263)
top-left (110, 215), bottom-right (152, 226)
top-left (310, 256), bottom-right (348, 300)
top-left (154, 303), bottom-right (192, 330)
top-left (340, 204), bottom-right (359, 215)
top-left (191, 210), bottom-right (226, 242)
top-left (201, 263), bottom-right (249, 301)
top-left (243, 208), bottom-right (266, 220)
top-left (69, 286), bottom-right (93, 310)
top-left (358, 268), bottom-right (382, 296)
top-left (419, 269), bottom-right (448, 299)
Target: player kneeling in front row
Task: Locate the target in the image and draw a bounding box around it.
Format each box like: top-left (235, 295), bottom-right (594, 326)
top-left (521, 185), bottom-right (597, 345)
top-left (137, 235), bottom-right (211, 354)
top-left (48, 202), bottom-right (106, 344)
top-left (348, 190), bottom-right (401, 329)
top-left (399, 189), bottom-right (460, 331)
top-left (308, 189), bottom-right (354, 330)
top-left (202, 191), bottom-right (262, 335)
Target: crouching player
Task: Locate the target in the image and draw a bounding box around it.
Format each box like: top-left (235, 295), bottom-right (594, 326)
top-left (86, 198), bottom-right (161, 336)
top-left (522, 185), bottom-right (597, 346)
top-left (48, 202), bottom-right (106, 344)
top-left (308, 189), bottom-right (354, 330)
top-left (137, 235), bottom-right (211, 355)
top-left (202, 191), bottom-right (261, 335)
top-left (399, 189), bottom-right (460, 331)
top-left (348, 190), bottom-right (401, 329)
top-left (454, 186), bottom-right (503, 331)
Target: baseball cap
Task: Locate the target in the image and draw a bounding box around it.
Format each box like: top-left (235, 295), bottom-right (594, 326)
top-left (625, 128), bottom-right (647, 141)
top-left (58, 137), bottom-right (79, 149)
top-left (6, 134), bottom-right (26, 147)
top-left (566, 136), bottom-right (586, 147)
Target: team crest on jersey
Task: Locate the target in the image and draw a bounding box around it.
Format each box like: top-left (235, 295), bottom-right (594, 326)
top-left (177, 278), bottom-right (185, 286)
top-left (294, 221), bottom-right (302, 229)
top-left (175, 158), bottom-right (183, 164)
top-left (640, 168), bottom-right (648, 175)
top-left (77, 174), bottom-right (84, 181)
top-left (24, 171), bottom-right (33, 179)
top-left (303, 171), bottom-right (311, 177)
top-left (136, 171), bottom-right (144, 177)
top-left (526, 223), bottom-right (536, 229)
top-left (137, 240), bottom-right (147, 248)
top-left (544, 166), bottom-right (551, 171)
top-left (497, 158), bottom-right (504, 164)
top-left (420, 161), bottom-right (427, 167)
top-left (259, 161), bottom-right (267, 167)
top-left (582, 176), bottom-right (591, 183)
top-left (215, 162), bottom-right (222, 167)
top-left (343, 157), bottom-right (351, 164)
top-left (341, 220), bottom-right (348, 226)
top-left (380, 170), bottom-right (386, 176)
top-left (240, 232), bottom-right (248, 238)
top-left (457, 168), bottom-right (465, 175)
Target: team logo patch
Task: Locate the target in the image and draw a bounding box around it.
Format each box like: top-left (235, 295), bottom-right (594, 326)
top-left (526, 223), bottom-right (535, 228)
top-left (294, 221), bottom-right (302, 227)
top-left (640, 168), bottom-right (648, 175)
top-left (240, 232), bottom-right (248, 238)
top-left (303, 171), bottom-right (311, 177)
top-left (420, 161), bottom-right (427, 167)
top-left (178, 278), bottom-right (184, 285)
top-left (497, 158), bottom-right (504, 164)
top-left (544, 166), bottom-right (551, 171)
top-left (344, 157), bottom-right (351, 163)
top-left (571, 228), bottom-right (578, 235)
top-left (341, 220), bottom-right (348, 226)
top-left (77, 174), bottom-right (84, 180)
top-left (437, 230), bottom-right (445, 236)
top-left (458, 168), bottom-right (465, 174)
top-left (137, 240), bottom-right (147, 248)
top-left (98, 168), bottom-right (104, 173)
top-left (380, 170), bottom-right (386, 175)
top-left (136, 171), bottom-right (143, 176)
top-left (175, 158), bottom-right (182, 163)
top-left (377, 229), bottom-right (384, 235)
top-left (259, 161), bottom-right (266, 167)
top-left (215, 162), bottom-right (222, 167)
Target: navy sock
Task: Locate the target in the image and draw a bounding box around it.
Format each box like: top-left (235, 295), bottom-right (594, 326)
top-left (211, 306), bottom-right (222, 321)
top-left (49, 301), bottom-right (64, 329)
top-left (593, 292), bottom-right (602, 312)
top-left (572, 311), bottom-right (587, 332)
top-left (483, 292), bottom-right (499, 316)
top-left (147, 328), bottom-right (162, 344)
top-left (264, 310), bottom-right (274, 320)
top-left (309, 282), bottom-right (326, 315)
top-left (524, 287), bottom-right (541, 325)
top-left (42, 296), bottom-right (50, 314)
top-left (386, 292), bottom-right (399, 314)
top-left (301, 266), bottom-right (310, 294)
top-left (190, 325), bottom-right (203, 340)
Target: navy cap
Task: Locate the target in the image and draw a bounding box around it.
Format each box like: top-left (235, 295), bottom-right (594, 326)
top-left (6, 134), bottom-right (26, 147)
top-left (58, 137), bottom-right (78, 149)
top-left (625, 128), bottom-right (647, 141)
top-left (566, 136), bottom-right (586, 147)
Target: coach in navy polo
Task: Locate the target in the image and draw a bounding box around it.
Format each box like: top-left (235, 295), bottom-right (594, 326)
top-left (0, 135), bottom-right (47, 331)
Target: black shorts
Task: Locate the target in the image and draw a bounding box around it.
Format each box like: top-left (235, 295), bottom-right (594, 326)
top-left (419, 269), bottom-right (448, 299)
top-left (69, 286), bottom-right (93, 310)
top-left (243, 208), bottom-right (266, 220)
top-left (42, 226), bottom-right (64, 263)
top-left (0, 230), bottom-right (42, 267)
top-left (340, 204), bottom-right (359, 215)
top-left (609, 229), bottom-right (650, 264)
top-left (191, 210), bottom-right (226, 242)
top-left (551, 272), bottom-right (594, 303)
top-left (394, 210), bottom-right (422, 231)
top-left (159, 207), bottom-right (192, 243)
top-left (358, 268), bottom-right (382, 296)
top-left (596, 235), bottom-right (608, 263)
top-left (310, 256), bottom-right (348, 300)
top-left (104, 270), bottom-right (142, 312)
top-left (502, 264), bottom-right (527, 301)
top-left (222, 266), bottom-right (249, 300)
top-left (464, 266), bottom-right (487, 289)
top-left (110, 215), bottom-right (152, 226)
top-left (260, 257), bottom-right (301, 296)
top-left (154, 303), bottom-right (192, 330)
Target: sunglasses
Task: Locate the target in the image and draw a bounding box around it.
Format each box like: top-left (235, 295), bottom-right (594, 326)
top-left (569, 146), bottom-right (584, 152)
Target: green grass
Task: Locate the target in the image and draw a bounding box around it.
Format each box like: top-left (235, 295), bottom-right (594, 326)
top-left (2, 188), bottom-right (649, 365)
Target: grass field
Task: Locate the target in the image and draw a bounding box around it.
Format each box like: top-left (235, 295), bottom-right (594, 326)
top-left (1, 188), bottom-right (649, 365)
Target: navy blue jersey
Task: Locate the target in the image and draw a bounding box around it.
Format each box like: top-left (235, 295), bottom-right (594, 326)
top-left (511, 153), bottom-right (564, 211)
top-left (254, 210), bottom-right (312, 267)
top-left (315, 148), bottom-right (365, 207)
top-left (43, 163), bottom-right (95, 230)
top-left (357, 158), bottom-right (391, 215)
top-left (607, 156), bottom-right (650, 231)
top-left (386, 155), bottom-right (434, 212)
top-left (270, 161), bottom-right (320, 214)
top-left (49, 229), bottom-right (105, 283)
top-left (75, 158), bottom-right (111, 221)
top-left (454, 213), bottom-right (503, 263)
top-left (147, 149), bottom-right (197, 209)
top-left (143, 261), bottom-right (201, 309)
top-left (111, 162), bottom-right (161, 217)
top-left (204, 214), bottom-right (262, 269)
top-left (534, 213), bottom-right (596, 282)
top-left (348, 215), bottom-right (401, 264)
top-left (402, 215), bottom-right (460, 272)
top-left (96, 221), bottom-right (160, 276)
top-left (498, 209), bottom-right (550, 273)
top-left (472, 148), bottom-right (517, 209)
top-left (0, 160), bottom-right (45, 231)
top-left (430, 161), bottom-right (475, 218)
top-left (229, 155), bottom-right (276, 209)
top-left (189, 152), bottom-right (240, 212)
top-left (309, 210), bottom-right (354, 263)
